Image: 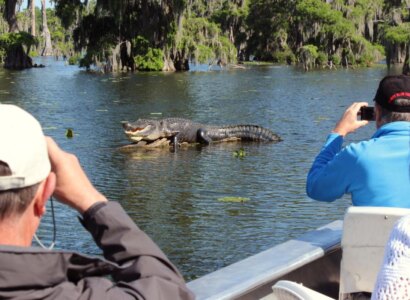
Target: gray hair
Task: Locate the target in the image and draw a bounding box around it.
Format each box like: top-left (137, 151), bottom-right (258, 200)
top-left (378, 98), bottom-right (410, 126)
top-left (0, 161), bottom-right (39, 221)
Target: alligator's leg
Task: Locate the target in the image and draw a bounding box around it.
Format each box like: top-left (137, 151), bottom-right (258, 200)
top-left (171, 133), bottom-right (180, 152)
top-left (196, 129), bottom-right (212, 145)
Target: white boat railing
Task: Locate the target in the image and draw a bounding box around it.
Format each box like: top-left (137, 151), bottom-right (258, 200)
top-left (188, 220), bottom-right (343, 300)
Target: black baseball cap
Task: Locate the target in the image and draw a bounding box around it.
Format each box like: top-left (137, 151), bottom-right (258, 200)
top-left (374, 75), bottom-right (410, 112)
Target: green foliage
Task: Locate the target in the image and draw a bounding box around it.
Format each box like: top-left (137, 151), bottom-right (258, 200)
top-left (316, 51), bottom-right (328, 66)
top-left (271, 51), bottom-right (287, 63)
top-left (211, 1), bottom-right (249, 24)
top-left (349, 35), bottom-right (384, 66)
top-left (0, 32), bottom-right (38, 52)
top-left (356, 52), bottom-right (374, 66)
top-left (382, 23), bottom-right (410, 44)
top-left (300, 44), bottom-right (318, 58)
top-left (331, 54), bottom-right (341, 65)
top-left (133, 36), bottom-right (150, 56)
top-left (341, 0), bottom-right (384, 30)
top-left (14, 5), bottom-right (74, 58)
top-left (55, 0), bottom-right (85, 28)
top-left (135, 48), bottom-right (164, 71)
top-left (217, 35), bottom-right (237, 63)
top-left (373, 44), bottom-right (385, 57)
top-left (290, 0), bottom-right (387, 69)
top-left (196, 44), bottom-right (214, 63)
top-left (178, 17), bottom-right (236, 64)
top-left (45, 8), bottom-right (75, 57)
top-left (299, 44), bottom-right (319, 70)
top-left (68, 53), bottom-right (81, 65)
top-left (210, 1), bottom-right (249, 49)
top-left (73, 15), bottom-right (117, 55)
top-left (272, 49), bottom-right (296, 64)
top-left (0, 47), bottom-right (5, 63)
top-left (132, 35), bottom-right (164, 71)
top-left (246, 0), bottom-right (291, 60)
top-left (296, 0), bottom-right (339, 23)
top-left (53, 0), bottom-right (184, 70)
top-left (29, 49), bottom-right (39, 57)
top-left (345, 51), bottom-right (356, 65)
top-left (356, 46), bottom-right (380, 66)
top-left (233, 148), bottom-right (246, 158)
top-left (296, 0), bottom-right (355, 40)
top-left (13, 0), bottom-right (405, 73)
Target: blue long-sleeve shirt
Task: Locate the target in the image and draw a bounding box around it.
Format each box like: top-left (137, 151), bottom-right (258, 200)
top-left (306, 122), bottom-right (410, 207)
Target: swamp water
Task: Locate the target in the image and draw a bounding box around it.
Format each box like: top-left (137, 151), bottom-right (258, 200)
top-left (0, 58), bottom-right (396, 280)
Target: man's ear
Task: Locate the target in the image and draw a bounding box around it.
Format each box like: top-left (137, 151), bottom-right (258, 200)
top-left (34, 172), bottom-right (56, 217)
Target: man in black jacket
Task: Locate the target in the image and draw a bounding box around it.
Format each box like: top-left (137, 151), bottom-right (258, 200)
top-left (0, 104), bottom-right (195, 299)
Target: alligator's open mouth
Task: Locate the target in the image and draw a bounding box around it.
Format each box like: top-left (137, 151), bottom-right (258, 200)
top-left (123, 136), bottom-right (173, 149)
top-left (122, 122), bottom-right (146, 138)
top-left (123, 123), bottom-right (149, 142)
top-left (124, 131), bottom-right (170, 144)
top-left (124, 131), bottom-right (144, 142)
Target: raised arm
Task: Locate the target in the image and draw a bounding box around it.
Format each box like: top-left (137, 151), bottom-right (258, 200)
top-left (306, 102), bottom-right (369, 202)
top-left (46, 137), bottom-right (194, 300)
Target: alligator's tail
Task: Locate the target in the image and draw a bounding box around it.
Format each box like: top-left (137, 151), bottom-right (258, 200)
top-left (209, 125), bottom-right (282, 142)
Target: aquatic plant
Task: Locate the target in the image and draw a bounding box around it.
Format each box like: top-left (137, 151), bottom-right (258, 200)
top-left (135, 48), bottom-right (164, 71)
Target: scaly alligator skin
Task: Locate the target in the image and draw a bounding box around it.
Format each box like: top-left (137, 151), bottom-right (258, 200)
top-left (122, 118), bottom-right (282, 145)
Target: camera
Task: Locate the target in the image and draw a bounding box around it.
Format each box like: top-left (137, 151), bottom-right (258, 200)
top-left (359, 106), bottom-right (375, 121)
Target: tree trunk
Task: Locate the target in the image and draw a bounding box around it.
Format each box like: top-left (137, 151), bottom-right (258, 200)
top-left (102, 44), bottom-right (121, 73)
top-left (102, 41), bottom-right (135, 72)
top-left (120, 41), bottom-right (135, 71)
top-left (172, 50), bottom-right (189, 71)
top-left (4, 0), bottom-right (19, 33)
top-left (163, 57), bottom-right (176, 71)
top-left (4, 44), bottom-right (33, 69)
top-left (41, 0), bottom-right (53, 56)
top-left (3, 0), bottom-right (33, 69)
top-left (403, 44), bottom-right (410, 75)
top-left (29, 0), bottom-right (35, 36)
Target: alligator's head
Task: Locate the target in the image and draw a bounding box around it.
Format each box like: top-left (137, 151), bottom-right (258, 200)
top-left (122, 119), bottom-right (176, 143)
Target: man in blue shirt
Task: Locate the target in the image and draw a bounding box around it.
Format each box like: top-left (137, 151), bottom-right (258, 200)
top-left (306, 75), bottom-right (410, 207)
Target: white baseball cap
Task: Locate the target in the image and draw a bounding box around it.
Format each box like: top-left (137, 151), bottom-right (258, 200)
top-left (0, 104), bottom-right (50, 190)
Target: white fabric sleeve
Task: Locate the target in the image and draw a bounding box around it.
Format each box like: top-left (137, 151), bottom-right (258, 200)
top-left (371, 215), bottom-right (410, 300)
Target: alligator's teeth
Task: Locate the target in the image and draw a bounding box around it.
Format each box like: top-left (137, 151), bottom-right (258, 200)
top-left (129, 136), bottom-right (143, 142)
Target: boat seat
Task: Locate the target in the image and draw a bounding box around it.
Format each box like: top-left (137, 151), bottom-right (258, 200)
top-left (265, 280), bottom-right (334, 300)
top-left (265, 207), bottom-right (410, 300)
top-left (339, 206), bottom-right (410, 300)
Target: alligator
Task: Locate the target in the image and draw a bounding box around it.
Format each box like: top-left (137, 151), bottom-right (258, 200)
top-left (122, 118), bottom-right (282, 148)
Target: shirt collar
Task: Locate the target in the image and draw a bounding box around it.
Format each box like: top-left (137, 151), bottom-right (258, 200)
top-left (372, 121), bottom-right (410, 138)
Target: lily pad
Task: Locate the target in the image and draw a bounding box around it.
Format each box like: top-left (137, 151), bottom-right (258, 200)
top-left (233, 148), bottom-right (246, 158)
top-left (218, 197), bottom-right (250, 203)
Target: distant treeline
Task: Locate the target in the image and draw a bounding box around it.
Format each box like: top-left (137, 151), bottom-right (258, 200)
top-left (1, 0), bottom-right (409, 72)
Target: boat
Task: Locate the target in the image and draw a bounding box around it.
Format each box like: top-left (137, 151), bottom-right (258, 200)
top-left (187, 206), bottom-right (410, 300)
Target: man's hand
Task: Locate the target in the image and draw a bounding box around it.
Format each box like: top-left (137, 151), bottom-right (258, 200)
top-left (332, 102), bottom-right (369, 137)
top-left (46, 137), bottom-right (108, 214)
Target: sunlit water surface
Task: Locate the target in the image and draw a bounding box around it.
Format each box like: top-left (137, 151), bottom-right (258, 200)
top-left (0, 58), bottom-right (397, 280)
